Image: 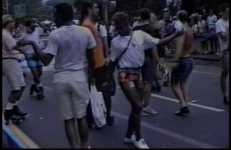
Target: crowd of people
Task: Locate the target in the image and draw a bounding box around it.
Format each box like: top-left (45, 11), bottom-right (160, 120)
top-left (2, 1), bottom-right (229, 149)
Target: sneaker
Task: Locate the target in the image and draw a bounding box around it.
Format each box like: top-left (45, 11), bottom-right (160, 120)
top-left (223, 97), bottom-right (229, 105)
top-left (124, 135), bottom-right (136, 144)
top-left (142, 107), bottom-right (159, 116)
top-left (175, 106), bottom-right (190, 116)
top-left (134, 139), bottom-right (149, 149)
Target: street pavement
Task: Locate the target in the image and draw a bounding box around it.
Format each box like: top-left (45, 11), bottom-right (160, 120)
top-left (2, 61), bottom-right (229, 149)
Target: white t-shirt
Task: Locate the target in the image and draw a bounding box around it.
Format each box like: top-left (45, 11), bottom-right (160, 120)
top-left (95, 23), bottom-right (107, 38)
top-left (216, 19), bottom-right (229, 50)
top-left (110, 30), bottom-right (160, 68)
top-left (207, 15), bottom-right (217, 29)
top-left (44, 25), bottom-right (96, 73)
top-left (20, 28), bottom-right (43, 55)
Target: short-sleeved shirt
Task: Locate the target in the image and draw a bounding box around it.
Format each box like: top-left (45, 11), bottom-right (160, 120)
top-left (133, 24), bottom-right (158, 57)
top-left (207, 15), bottom-right (217, 29)
top-left (2, 29), bottom-right (20, 59)
top-left (19, 28), bottom-right (43, 55)
top-left (110, 30), bottom-right (160, 68)
top-left (95, 23), bottom-right (107, 38)
top-left (216, 19), bottom-right (229, 51)
top-left (44, 25), bottom-right (96, 73)
top-left (198, 20), bottom-right (207, 34)
top-left (82, 20), bottom-right (106, 68)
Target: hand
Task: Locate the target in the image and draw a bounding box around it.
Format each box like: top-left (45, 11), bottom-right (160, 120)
top-left (17, 39), bottom-right (33, 46)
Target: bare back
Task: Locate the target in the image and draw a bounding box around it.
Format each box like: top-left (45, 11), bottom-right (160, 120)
top-left (176, 23), bottom-right (194, 58)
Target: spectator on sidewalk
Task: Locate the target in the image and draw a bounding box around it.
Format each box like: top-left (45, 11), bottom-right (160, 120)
top-left (198, 15), bottom-right (208, 54)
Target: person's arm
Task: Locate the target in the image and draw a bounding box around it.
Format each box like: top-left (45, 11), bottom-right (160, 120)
top-left (100, 25), bottom-right (109, 58)
top-left (86, 29), bottom-right (97, 85)
top-left (216, 23), bottom-right (228, 41)
top-left (18, 33), bottom-right (57, 66)
top-left (157, 31), bottom-right (180, 46)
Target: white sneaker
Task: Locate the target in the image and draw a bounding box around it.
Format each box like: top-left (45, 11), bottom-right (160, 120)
top-left (124, 135), bottom-right (136, 144)
top-left (134, 139), bottom-right (149, 149)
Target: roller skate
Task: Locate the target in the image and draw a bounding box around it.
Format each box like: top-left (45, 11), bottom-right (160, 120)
top-left (30, 84), bottom-right (39, 96)
top-left (4, 109), bottom-right (24, 125)
top-left (12, 105), bottom-right (28, 120)
top-left (37, 86), bottom-right (45, 100)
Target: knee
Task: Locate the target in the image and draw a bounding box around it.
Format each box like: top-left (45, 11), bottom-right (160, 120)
top-left (132, 103), bottom-right (143, 113)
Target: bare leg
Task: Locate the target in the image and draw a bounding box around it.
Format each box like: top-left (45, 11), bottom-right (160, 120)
top-left (9, 86), bottom-right (25, 104)
top-left (142, 83), bottom-right (152, 108)
top-left (77, 116), bottom-right (89, 147)
top-left (220, 71), bottom-right (229, 98)
top-left (64, 118), bottom-right (80, 148)
top-left (180, 82), bottom-right (188, 106)
top-left (171, 82), bottom-right (187, 107)
top-left (120, 81), bottom-right (143, 141)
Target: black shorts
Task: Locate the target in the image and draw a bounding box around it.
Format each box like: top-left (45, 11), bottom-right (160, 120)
top-left (171, 56), bottom-right (194, 83)
top-left (141, 57), bottom-right (157, 83)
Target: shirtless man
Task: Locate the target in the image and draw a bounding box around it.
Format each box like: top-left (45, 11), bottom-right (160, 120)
top-left (171, 10), bottom-right (194, 115)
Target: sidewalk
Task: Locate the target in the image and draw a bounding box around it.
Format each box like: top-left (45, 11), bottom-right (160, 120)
top-left (165, 53), bottom-right (220, 62)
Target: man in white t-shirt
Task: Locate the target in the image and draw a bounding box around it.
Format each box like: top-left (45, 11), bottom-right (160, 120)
top-left (19, 18), bottom-right (45, 100)
top-left (18, 3), bottom-right (96, 148)
top-left (215, 4), bottom-right (229, 105)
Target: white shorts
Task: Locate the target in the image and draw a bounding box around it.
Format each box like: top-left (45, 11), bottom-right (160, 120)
top-left (53, 70), bottom-right (90, 120)
top-left (2, 59), bottom-right (26, 90)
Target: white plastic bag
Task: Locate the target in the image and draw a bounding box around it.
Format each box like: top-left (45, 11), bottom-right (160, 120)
top-left (89, 85), bottom-right (106, 128)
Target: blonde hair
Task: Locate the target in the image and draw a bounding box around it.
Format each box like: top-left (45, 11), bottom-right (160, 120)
top-left (149, 13), bottom-right (159, 29)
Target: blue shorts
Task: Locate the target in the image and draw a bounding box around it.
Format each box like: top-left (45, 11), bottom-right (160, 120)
top-left (26, 59), bottom-right (43, 68)
top-left (171, 56), bottom-right (194, 83)
top-left (141, 57), bottom-right (156, 83)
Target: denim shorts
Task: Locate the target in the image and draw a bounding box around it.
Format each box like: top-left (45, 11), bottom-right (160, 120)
top-left (171, 56), bottom-right (194, 83)
top-left (26, 59), bottom-right (43, 68)
top-left (141, 57), bottom-right (156, 83)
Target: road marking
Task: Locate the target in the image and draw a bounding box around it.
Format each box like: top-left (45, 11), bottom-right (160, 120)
top-left (112, 111), bottom-right (220, 149)
top-left (116, 86), bottom-right (225, 112)
top-left (44, 86), bottom-right (221, 148)
top-left (2, 114), bottom-right (40, 148)
top-left (151, 94), bottom-right (225, 112)
top-left (193, 71), bottom-right (220, 76)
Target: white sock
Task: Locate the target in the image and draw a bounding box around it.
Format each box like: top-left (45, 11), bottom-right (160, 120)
top-left (37, 82), bottom-right (43, 87)
top-left (6, 102), bottom-right (15, 110)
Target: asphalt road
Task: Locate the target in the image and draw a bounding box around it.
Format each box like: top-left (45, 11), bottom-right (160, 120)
top-left (2, 62), bottom-right (229, 149)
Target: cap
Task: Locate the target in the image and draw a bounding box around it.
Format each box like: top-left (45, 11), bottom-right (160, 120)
top-left (2, 15), bottom-right (14, 27)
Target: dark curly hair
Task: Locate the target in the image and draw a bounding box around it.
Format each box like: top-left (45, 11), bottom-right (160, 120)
top-left (112, 12), bottom-right (130, 30)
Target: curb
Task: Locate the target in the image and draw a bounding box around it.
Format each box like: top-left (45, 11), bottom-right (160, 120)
top-left (2, 115), bottom-right (40, 149)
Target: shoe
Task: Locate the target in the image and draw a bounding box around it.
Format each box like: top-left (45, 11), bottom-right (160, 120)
top-left (133, 139), bottom-right (149, 149)
top-left (223, 97), bottom-right (229, 105)
top-left (124, 135), bottom-right (136, 144)
top-left (142, 107), bottom-right (159, 116)
top-left (175, 106), bottom-right (190, 116)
